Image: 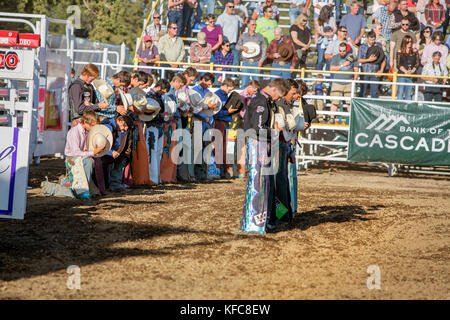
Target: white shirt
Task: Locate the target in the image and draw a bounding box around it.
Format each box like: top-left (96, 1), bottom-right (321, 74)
top-left (313, 0), bottom-right (333, 16)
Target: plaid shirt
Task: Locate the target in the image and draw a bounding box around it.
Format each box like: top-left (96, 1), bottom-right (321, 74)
top-left (267, 36), bottom-right (298, 66)
top-left (214, 50), bottom-right (234, 71)
top-left (373, 6), bottom-right (393, 40)
top-left (94, 77), bottom-right (118, 119)
top-left (425, 4), bottom-right (445, 23)
top-left (357, 43), bottom-right (384, 73)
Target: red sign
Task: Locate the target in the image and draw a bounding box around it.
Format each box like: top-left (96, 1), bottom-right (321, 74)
top-left (17, 34), bottom-right (40, 48)
top-left (0, 51), bottom-right (20, 70)
top-left (0, 31), bottom-right (40, 48)
top-left (0, 31), bottom-right (19, 46)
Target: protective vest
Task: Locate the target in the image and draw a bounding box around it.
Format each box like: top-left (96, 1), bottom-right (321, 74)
top-left (68, 78), bottom-right (95, 121)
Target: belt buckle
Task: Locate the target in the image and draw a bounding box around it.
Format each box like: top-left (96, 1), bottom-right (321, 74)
top-left (279, 61), bottom-right (285, 66)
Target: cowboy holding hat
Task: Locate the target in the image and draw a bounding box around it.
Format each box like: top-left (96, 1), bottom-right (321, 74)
top-left (267, 27), bottom-right (298, 79)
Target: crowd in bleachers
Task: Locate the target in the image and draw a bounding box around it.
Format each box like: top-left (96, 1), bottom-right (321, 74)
top-left (137, 0), bottom-right (450, 123)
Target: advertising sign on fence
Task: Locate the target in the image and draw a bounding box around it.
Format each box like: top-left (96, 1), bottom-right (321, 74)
top-left (348, 98), bottom-right (450, 166)
top-left (0, 127), bottom-right (29, 219)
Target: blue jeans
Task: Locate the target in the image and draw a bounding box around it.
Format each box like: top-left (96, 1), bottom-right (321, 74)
top-left (241, 60), bottom-right (259, 88)
top-left (335, 0), bottom-right (342, 22)
top-left (168, 10), bottom-right (183, 36)
top-left (230, 43), bottom-right (240, 69)
top-left (289, 6), bottom-right (304, 25)
top-left (195, 0), bottom-right (215, 25)
top-left (360, 75), bottom-right (380, 99)
top-left (271, 62), bottom-right (291, 79)
top-left (316, 45), bottom-right (326, 71)
top-left (396, 76), bottom-right (413, 100)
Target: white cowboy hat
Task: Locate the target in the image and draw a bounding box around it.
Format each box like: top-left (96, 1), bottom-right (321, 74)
top-left (241, 41), bottom-right (261, 59)
top-left (92, 79), bottom-right (114, 102)
top-left (176, 87), bottom-right (191, 113)
top-left (86, 124), bottom-right (113, 158)
top-left (163, 94), bottom-right (177, 116)
top-left (188, 89), bottom-right (204, 113)
top-left (202, 91), bottom-right (222, 117)
top-left (118, 88), bottom-right (133, 110)
top-left (129, 87), bottom-right (148, 111)
top-left (292, 107), bottom-right (306, 131)
top-left (138, 97), bottom-right (161, 122)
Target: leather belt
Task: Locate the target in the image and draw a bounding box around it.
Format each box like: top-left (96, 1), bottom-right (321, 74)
top-left (290, 4), bottom-right (305, 7)
top-left (243, 58), bottom-right (257, 62)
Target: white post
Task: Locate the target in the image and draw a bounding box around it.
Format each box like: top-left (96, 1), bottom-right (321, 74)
top-left (120, 42), bottom-right (126, 67)
top-left (101, 47), bottom-right (108, 79)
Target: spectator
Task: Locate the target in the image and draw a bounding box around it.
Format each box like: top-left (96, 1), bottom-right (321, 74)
top-left (424, 0), bottom-right (446, 33)
top-left (390, 18), bottom-right (418, 71)
top-left (421, 31), bottom-right (448, 65)
top-left (357, 31), bottom-right (386, 98)
top-left (370, 22), bottom-right (389, 56)
top-left (237, 19), bottom-right (267, 88)
top-left (290, 14), bottom-right (311, 70)
top-left (267, 27), bottom-right (298, 78)
top-left (195, 0), bottom-right (216, 26)
top-left (158, 22), bottom-right (186, 79)
top-left (373, 0), bottom-right (391, 14)
top-left (329, 42), bottom-right (358, 124)
top-left (312, 74), bottom-right (327, 123)
top-left (168, 0), bottom-right (185, 36)
top-left (136, 35), bottom-right (160, 75)
top-left (315, 5), bottom-right (337, 71)
top-left (255, 5), bottom-right (278, 46)
top-left (201, 14), bottom-right (224, 55)
top-left (181, 0), bottom-right (197, 37)
top-left (216, 1), bottom-right (244, 67)
top-left (442, 0), bottom-right (450, 37)
top-left (145, 12), bottom-right (167, 45)
top-left (339, 1), bottom-right (367, 47)
top-left (325, 26), bottom-right (356, 77)
top-left (252, 0), bottom-right (280, 23)
top-left (419, 26), bottom-right (433, 57)
top-left (234, 0), bottom-right (250, 25)
top-left (422, 51), bottom-right (448, 101)
top-left (396, 35), bottom-right (420, 100)
top-left (312, 0), bottom-right (333, 26)
top-left (190, 32), bottom-right (212, 70)
top-left (389, 0), bottom-right (420, 33)
top-left (215, 40), bottom-right (235, 82)
top-left (289, 0), bottom-right (312, 25)
top-left (373, 0), bottom-right (398, 41)
top-left (417, 0), bottom-right (446, 31)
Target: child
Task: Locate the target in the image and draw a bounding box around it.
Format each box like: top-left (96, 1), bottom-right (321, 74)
top-left (312, 74), bottom-right (327, 123)
top-left (101, 115), bottom-right (134, 192)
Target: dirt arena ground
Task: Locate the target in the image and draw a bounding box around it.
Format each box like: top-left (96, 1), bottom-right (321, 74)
top-left (0, 158), bottom-right (448, 300)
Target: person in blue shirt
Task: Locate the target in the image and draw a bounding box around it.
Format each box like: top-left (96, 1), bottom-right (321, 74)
top-left (213, 78), bottom-right (240, 178)
top-left (100, 115), bottom-right (134, 192)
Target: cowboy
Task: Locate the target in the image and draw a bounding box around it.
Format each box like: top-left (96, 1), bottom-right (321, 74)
top-left (64, 111), bottom-right (105, 199)
top-left (267, 27), bottom-right (298, 79)
top-left (93, 71), bottom-right (131, 120)
top-left (101, 115), bottom-right (135, 192)
top-left (145, 79), bottom-right (171, 184)
top-left (240, 78), bottom-right (289, 234)
top-left (68, 64), bottom-right (109, 126)
top-left (236, 19), bottom-right (266, 88)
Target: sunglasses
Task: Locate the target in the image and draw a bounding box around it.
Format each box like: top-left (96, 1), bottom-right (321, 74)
top-left (224, 44), bottom-right (230, 47)
top-left (154, 16), bottom-right (160, 19)
top-left (424, 30), bottom-right (431, 33)
top-left (402, 23), bottom-right (410, 26)
top-left (227, 5), bottom-right (234, 8)
top-left (171, 26), bottom-right (178, 29)
top-left (339, 29), bottom-right (347, 33)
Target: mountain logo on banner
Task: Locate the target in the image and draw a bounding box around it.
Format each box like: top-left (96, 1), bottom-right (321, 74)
top-left (366, 114), bottom-right (410, 131)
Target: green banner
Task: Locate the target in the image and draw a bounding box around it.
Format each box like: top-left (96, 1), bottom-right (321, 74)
top-left (348, 98), bottom-right (450, 166)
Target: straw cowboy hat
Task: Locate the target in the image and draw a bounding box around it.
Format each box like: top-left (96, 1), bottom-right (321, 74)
top-left (138, 97), bottom-right (161, 122)
top-left (278, 42), bottom-right (294, 62)
top-left (118, 88), bottom-right (133, 110)
top-left (283, 107), bottom-right (305, 141)
top-left (163, 94), bottom-right (177, 116)
top-left (274, 106), bottom-right (286, 129)
top-left (86, 124), bottom-right (113, 158)
top-left (129, 87), bottom-right (147, 111)
top-left (188, 89), bottom-right (204, 114)
top-left (92, 79), bottom-right (114, 101)
top-left (202, 91), bottom-right (222, 117)
top-left (241, 41), bottom-right (261, 59)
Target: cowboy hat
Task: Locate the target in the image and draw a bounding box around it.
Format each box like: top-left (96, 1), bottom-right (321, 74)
top-left (283, 107), bottom-right (305, 141)
top-left (241, 42), bottom-right (261, 59)
top-left (86, 124), bottom-right (113, 158)
top-left (274, 106), bottom-right (286, 129)
top-left (118, 88), bottom-right (133, 110)
top-left (278, 43), bottom-right (294, 62)
top-left (224, 91), bottom-right (244, 115)
top-left (202, 91), bottom-right (222, 117)
top-left (162, 94), bottom-right (177, 116)
top-left (187, 89), bottom-right (204, 114)
top-left (129, 87), bottom-right (147, 111)
top-left (138, 97), bottom-right (161, 122)
top-left (92, 79), bottom-right (114, 101)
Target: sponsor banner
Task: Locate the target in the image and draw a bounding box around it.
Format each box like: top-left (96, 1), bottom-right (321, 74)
top-left (0, 50), bottom-right (34, 80)
top-left (348, 98), bottom-right (450, 166)
top-left (0, 127), bottom-right (29, 219)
